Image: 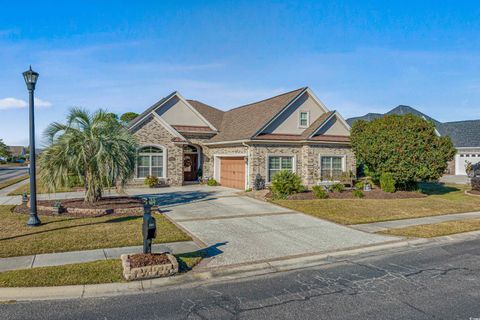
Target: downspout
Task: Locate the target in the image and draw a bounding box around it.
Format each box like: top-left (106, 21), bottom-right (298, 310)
top-left (242, 141), bottom-right (251, 189)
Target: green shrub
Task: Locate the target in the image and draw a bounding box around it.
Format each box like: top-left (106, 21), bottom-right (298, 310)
top-left (312, 186), bottom-right (329, 199)
top-left (380, 172), bottom-right (396, 193)
top-left (472, 177), bottom-right (480, 191)
top-left (331, 183), bottom-right (345, 193)
top-left (67, 175), bottom-right (84, 188)
top-left (207, 178), bottom-right (218, 186)
top-left (352, 189), bottom-right (365, 198)
top-left (355, 180), bottom-right (365, 190)
top-left (270, 170), bottom-right (304, 199)
top-left (144, 176), bottom-right (159, 188)
top-left (351, 114), bottom-right (456, 187)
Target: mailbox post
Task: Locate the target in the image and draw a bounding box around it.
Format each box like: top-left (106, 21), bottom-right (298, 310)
top-left (142, 201), bottom-right (157, 254)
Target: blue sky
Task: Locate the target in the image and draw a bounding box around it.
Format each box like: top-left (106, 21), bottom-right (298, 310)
top-left (1, 0), bottom-right (480, 146)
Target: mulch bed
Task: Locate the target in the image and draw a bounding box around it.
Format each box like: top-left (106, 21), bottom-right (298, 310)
top-left (13, 196), bottom-right (147, 217)
top-left (467, 190), bottom-right (480, 196)
top-left (286, 188), bottom-right (426, 200)
top-left (128, 253), bottom-right (171, 268)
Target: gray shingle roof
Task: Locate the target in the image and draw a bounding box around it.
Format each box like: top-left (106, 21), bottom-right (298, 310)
top-left (347, 105), bottom-right (480, 148)
top-left (437, 120), bottom-right (480, 148)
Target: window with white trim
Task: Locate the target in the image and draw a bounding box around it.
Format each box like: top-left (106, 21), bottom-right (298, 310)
top-left (320, 156), bottom-right (344, 181)
top-left (299, 111), bottom-right (309, 127)
top-left (136, 146), bottom-right (164, 178)
top-left (268, 156), bottom-right (293, 181)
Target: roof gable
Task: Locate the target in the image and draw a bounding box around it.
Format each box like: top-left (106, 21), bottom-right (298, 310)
top-left (208, 87), bottom-right (306, 142)
top-left (259, 90), bottom-right (331, 135)
top-left (128, 92), bottom-right (217, 132)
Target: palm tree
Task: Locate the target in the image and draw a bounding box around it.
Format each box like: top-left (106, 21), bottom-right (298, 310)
top-left (39, 108), bottom-right (137, 203)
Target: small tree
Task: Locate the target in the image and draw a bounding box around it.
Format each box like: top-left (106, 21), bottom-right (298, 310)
top-left (120, 112), bottom-right (139, 123)
top-left (0, 139), bottom-right (10, 159)
top-left (39, 108), bottom-right (137, 203)
top-left (351, 115), bottom-right (456, 189)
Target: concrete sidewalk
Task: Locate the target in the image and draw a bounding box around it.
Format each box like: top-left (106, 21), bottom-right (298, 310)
top-left (0, 241), bottom-right (200, 273)
top-left (350, 211), bottom-right (480, 233)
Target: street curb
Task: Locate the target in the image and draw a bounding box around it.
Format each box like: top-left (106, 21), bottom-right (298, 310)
top-left (3, 231), bottom-right (479, 302)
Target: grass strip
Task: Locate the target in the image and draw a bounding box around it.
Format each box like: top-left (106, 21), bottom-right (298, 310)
top-left (379, 219), bottom-right (480, 238)
top-left (0, 252), bottom-right (204, 287)
top-left (0, 175), bottom-right (29, 190)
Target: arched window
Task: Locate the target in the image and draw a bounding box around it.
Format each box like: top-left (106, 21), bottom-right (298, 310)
top-left (136, 146), bottom-right (165, 178)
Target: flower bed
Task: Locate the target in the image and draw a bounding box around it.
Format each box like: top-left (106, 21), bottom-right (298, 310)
top-left (286, 188), bottom-right (426, 200)
top-left (16, 196), bottom-right (146, 217)
top-left (121, 253), bottom-right (178, 281)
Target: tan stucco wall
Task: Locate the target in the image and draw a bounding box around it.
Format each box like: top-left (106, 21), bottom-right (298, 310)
top-left (263, 93), bottom-right (327, 135)
top-left (316, 116), bottom-right (350, 136)
top-left (131, 116), bottom-right (183, 186)
top-left (156, 96), bottom-right (208, 127)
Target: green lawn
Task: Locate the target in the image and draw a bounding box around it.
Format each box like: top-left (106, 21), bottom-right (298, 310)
top-left (8, 180), bottom-right (74, 196)
top-left (0, 252), bottom-right (204, 287)
top-left (0, 175), bottom-right (29, 190)
top-left (273, 183), bottom-right (480, 225)
top-left (0, 206), bottom-right (191, 258)
top-left (380, 219), bottom-right (480, 238)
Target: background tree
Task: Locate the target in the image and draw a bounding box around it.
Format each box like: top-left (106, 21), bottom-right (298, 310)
top-left (0, 139), bottom-right (10, 159)
top-left (39, 108), bottom-right (138, 203)
top-left (350, 114), bottom-right (456, 189)
top-left (120, 112), bottom-right (139, 123)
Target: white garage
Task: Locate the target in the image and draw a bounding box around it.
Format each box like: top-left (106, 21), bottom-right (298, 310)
top-left (455, 151), bottom-right (480, 175)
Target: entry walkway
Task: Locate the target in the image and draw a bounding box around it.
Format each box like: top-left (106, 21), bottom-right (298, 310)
top-left (350, 211), bottom-right (480, 233)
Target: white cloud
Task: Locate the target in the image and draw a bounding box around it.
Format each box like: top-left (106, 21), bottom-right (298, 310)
top-left (0, 97), bottom-right (52, 110)
top-left (0, 98), bottom-right (26, 110)
top-left (34, 98), bottom-right (53, 108)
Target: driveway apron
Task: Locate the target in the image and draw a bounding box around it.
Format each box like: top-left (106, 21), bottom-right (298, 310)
top-left (143, 186), bottom-right (398, 268)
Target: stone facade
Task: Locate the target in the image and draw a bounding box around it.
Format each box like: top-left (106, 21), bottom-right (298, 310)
top-left (249, 143), bottom-right (355, 187)
top-left (132, 117), bottom-right (355, 189)
top-left (131, 116), bottom-right (184, 186)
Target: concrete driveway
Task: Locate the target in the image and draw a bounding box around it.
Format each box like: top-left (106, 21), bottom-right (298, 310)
top-left (141, 186), bottom-right (398, 268)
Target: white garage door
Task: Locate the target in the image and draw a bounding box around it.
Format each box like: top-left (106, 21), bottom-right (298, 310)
top-left (456, 153), bottom-right (480, 175)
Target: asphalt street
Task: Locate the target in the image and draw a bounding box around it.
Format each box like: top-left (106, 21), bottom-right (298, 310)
top-left (0, 167), bottom-right (28, 183)
top-left (1, 238), bottom-right (480, 320)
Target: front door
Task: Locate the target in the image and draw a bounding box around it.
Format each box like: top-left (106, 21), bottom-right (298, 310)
top-left (183, 154), bottom-right (198, 181)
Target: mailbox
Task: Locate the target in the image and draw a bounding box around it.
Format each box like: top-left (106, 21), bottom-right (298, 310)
top-left (142, 203), bottom-right (157, 254)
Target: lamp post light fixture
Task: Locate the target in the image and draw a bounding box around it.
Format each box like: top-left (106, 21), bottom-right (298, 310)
top-left (22, 66), bottom-right (41, 226)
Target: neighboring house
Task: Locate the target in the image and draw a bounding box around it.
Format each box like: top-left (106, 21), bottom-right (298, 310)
top-left (128, 87), bottom-right (354, 189)
top-left (347, 105), bottom-right (480, 176)
top-left (7, 146), bottom-right (28, 162)
top-left (8, 146), bottom-right (27, 158)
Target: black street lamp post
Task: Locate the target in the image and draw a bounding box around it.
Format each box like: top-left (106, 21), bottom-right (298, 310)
top-left (23, 66), bottom-right (41, 226)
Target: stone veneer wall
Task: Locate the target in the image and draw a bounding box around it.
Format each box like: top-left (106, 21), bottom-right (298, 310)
top-left (131, 116), bottom-right (184, 186)
top-left (249, 144), bottom-right (303, 185)
top-left (202, 145), bottom-right (249, 181)
top-left (306, 145), bottom-right (356, 186)
top-left (131, 117), bottom-right (355, 188)
top-left (249, 143), bottom-right (355, 187)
